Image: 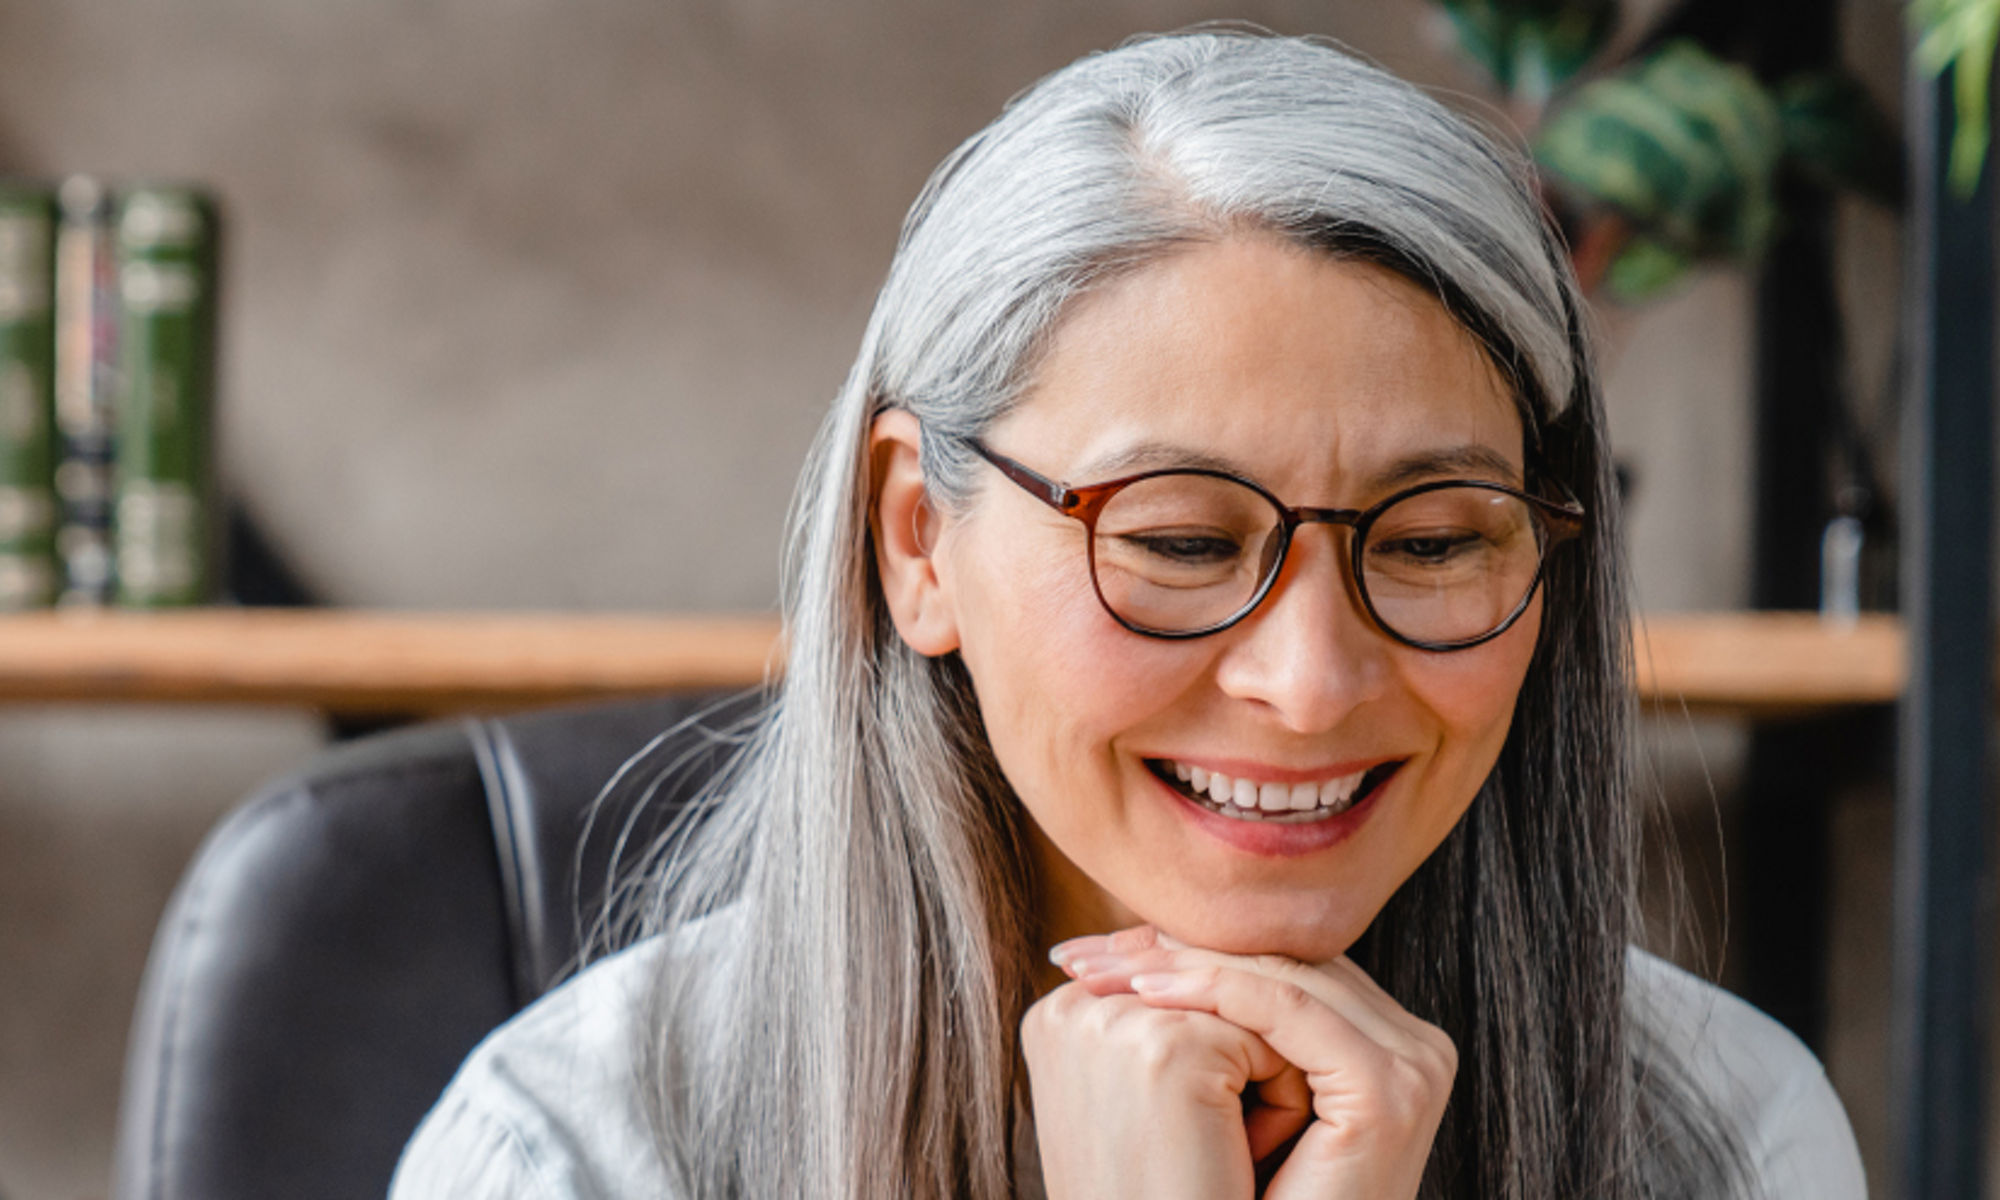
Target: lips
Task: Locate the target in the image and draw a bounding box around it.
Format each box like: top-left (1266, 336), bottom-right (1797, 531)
top-left (1145, 757), bottom-right (1403, 824)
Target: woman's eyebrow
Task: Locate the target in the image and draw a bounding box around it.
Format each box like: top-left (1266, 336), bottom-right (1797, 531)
top-left (1071, 441), bottom-right (1523, 489)
top-left (1368, 444), bottom-right (1522, 491)
top-left (1071, 441), bottom-right (1241, 479)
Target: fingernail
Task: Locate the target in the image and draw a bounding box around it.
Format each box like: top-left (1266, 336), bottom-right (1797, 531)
top-left (1047, 940), bottom-right (1083, 967)
top-left (1130, 972), bottom-right (1189, 997)
top-left (1067, 955), bottom-right (1122, 978)
top-left (1155, 931), bottom-right (1187, 950)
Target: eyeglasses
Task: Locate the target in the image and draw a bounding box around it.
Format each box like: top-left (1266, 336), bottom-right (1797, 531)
top-left (964, 439), bottom-right (1585, 651)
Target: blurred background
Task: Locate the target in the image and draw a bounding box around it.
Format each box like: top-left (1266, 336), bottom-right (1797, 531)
top-left (0, 0), bottom-right (1929, 1196)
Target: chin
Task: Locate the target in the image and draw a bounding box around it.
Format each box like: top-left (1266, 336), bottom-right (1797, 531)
top-left (1154, 897), bottom-right (1374, 965)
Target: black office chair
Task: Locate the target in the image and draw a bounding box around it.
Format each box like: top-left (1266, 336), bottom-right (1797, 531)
top-left (111, 688), bottom-right (761, 1200)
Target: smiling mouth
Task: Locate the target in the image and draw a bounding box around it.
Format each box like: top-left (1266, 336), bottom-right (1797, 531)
top-left (1145, 758), bottom-right (1404, 824)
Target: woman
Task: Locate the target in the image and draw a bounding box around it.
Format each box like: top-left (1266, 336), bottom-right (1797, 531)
top-left (393, 30), bottom-right (1862, 1199)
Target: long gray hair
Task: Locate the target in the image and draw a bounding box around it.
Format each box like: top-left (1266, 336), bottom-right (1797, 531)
top-left (617, 30), bottom-right (1744, 1199)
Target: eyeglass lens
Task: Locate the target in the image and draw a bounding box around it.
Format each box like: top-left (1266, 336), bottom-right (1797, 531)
top-left (1089, 475), bottom-right (1548, 643)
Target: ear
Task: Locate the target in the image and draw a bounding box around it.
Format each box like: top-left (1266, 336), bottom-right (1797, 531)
top-left (869, 409), bottom-right (960, 657)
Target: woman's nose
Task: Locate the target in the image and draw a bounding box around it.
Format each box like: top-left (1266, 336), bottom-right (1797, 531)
top-left (1211, 530), bottom-right (1389, 731)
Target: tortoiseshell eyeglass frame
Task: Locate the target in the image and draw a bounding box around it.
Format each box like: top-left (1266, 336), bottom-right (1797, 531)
top-left (962, 437), bottom-right (1586, 651)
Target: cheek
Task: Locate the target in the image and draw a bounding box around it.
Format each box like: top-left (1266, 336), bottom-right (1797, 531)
top-left (948, 526), bottom-right (1201, 791)
top-left (1407, 596), bottom-right (1541, 763)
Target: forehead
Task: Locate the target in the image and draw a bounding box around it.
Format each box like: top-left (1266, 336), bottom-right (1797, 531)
top-left (1003, 236), bottom-right (1525, 495)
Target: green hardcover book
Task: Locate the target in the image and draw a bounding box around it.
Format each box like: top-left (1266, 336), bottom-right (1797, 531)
top-left (0, 183), bottom-right (58, 609)
top-left (53, 176), bottom-right (117, 606)
top-left (114, 185), bottom-right (218, 607)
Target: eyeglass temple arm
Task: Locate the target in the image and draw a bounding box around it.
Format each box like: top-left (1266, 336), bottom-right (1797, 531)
top-left (1530, 484), bottom-right (1587, 542)
top-left (965, 439), bottom-right (1077, 511)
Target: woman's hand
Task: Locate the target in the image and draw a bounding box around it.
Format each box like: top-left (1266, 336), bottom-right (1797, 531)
top-left (1030, 926), bottom-right (1457, 1200)
top-left (1022, 928), bottom-right (1309, 1200)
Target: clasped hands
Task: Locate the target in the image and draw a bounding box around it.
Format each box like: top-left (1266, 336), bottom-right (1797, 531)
top-left (1022, 926), bottom-right (1457, 1200)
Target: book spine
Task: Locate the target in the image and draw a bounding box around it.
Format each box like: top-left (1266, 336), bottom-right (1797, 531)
top-left (0, 183), bottom-right (59, 609)
top-left (53, 176), bottom-right (118, 606)
top-left (114, 186), bottom-right (218, 607)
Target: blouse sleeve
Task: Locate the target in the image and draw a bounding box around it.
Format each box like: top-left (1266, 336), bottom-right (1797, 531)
top-left (1739, 1056), bottom-right (1868, 1198)
top-left (388, 936), bottom-right (682, 1200)
top-left (391, 1090), bottom-right (572, 1200)
top-left (1628, 948), bottom-right (1866, 1199)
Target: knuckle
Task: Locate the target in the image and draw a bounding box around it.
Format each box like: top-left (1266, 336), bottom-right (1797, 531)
top-left (1018, 978), bottom-right (1247, 1091)
top-left (1389, 1054), bottom-right (1452, 1116)
top-left (1020, 994), bottom-right (1065, 1045)
top-left (1414, 1021), bottom-right (1459, 1076)
top-left (1432, 1036), bottom-right (1460, 1078)
top-left (1107, 925), bottom-right (1158, 954)
top-left (1268, 978), bottom-right (1317, 1019)
top-left (1387, 1056), bottom-right (1430, 1097)
top-left (1030, 986), bottom-right (1068, 1017)
top-left (1020, 1006), bottom-right (1047, 1042)
top-left (1124, 1014), bottom-right (1200, 1077)
top-left (1253, 952), bottom-right (1303, 980)
top-left (1084, 993), bottom-right (1153, 1043)
top-left (1128, 1028), bottom-right (1180, 1074)
top-left (1020, 982), bottom-right (1095, 1036)
top-left (1351, 1060), bottom-right (1433, 1132)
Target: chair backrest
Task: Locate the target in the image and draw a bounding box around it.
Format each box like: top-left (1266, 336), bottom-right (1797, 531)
top-left (112, 688), bottom-right (761, 1200)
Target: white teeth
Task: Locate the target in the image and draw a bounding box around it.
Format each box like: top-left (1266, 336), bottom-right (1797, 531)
top-left (1325, 771), bottom-right (1363, 812)
top-left (1232, 778), bottom-right (1257, 810)
top-left (1160, 758), bottom-right (1383, 820)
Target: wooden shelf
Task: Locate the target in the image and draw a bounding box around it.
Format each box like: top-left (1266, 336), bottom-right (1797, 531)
top-left (0, 608), bottom-right (1903, 718)
top-left (1633, 611), bottom-right (1902, 716)
top-left (0, 609), bottom-right (785, 715)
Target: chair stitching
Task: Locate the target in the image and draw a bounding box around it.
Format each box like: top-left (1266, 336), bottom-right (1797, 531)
top-left (467, 717), bottom-right (535, 1010)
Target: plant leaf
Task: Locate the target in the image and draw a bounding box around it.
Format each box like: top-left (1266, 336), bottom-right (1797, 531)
top-left (1436, 0), bottom-right (1618, 101)
top-left (1777, 72), bottom-right (1903, 206)
top-left (1910, 0), bottom-right (2000, 197)
top-left (1605, 236), bottom-right (1693, 302)
top-left (1535, 41), bottom-right (1784, 261)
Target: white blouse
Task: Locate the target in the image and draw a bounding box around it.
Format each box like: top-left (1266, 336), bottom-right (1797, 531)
top-left (390, 926), bottom-right (1866, 1198)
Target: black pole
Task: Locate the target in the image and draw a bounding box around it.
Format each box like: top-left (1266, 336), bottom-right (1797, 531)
top-left (1737, 0), bottom-right (1842, 1051)
top-left (1892, 56), bottom-right (1996, 1200)
top-left (1748, 2), bottom-right (1841, 612)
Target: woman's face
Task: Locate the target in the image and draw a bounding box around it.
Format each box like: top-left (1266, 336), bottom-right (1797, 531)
top-left (906, 236), bottom-right (1542, 964)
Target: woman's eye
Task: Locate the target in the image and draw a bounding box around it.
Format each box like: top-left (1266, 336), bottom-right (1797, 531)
top-left (1119, 530), bottom-right (1243, 564)
top-left (1375, 531), bottom-right (1481, 564)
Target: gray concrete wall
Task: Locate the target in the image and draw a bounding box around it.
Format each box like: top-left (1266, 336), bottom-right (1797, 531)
top-left (0, 2), bottom-right (1907, 1196)
top-left (0, 0), bottom-right (1495, 612)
